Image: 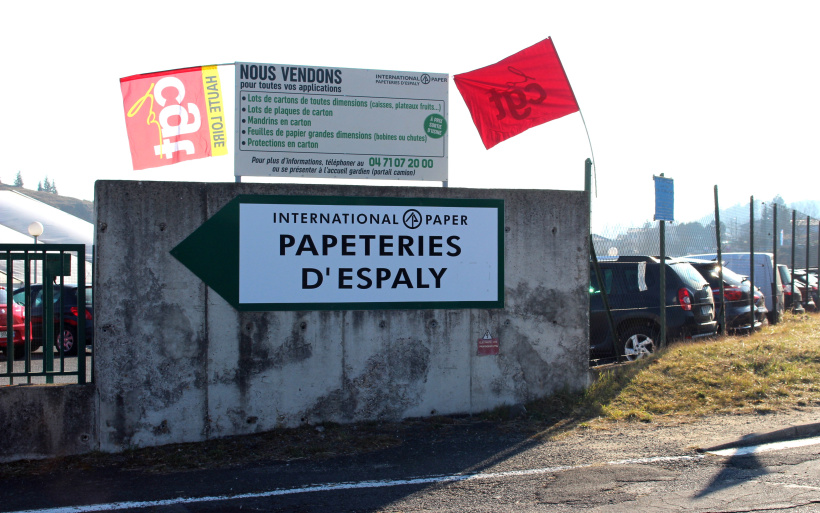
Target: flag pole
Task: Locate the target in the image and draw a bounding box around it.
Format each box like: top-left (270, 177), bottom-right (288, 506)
top-left (578, 109), bottom-right (597, 197)
top-left (549, 37), bottom-right (597, 196)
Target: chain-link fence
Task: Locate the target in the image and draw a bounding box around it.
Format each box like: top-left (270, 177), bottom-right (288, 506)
top-left (593, 194), bottom-right (819, 270)
top-left (588, 168), bottom-right (818, 365)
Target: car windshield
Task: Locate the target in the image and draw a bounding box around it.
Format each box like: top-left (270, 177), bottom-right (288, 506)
top-left (0, 289), bottom-right (7, 304)
top-left (12, 285), bottom-right (92, 307)
top-left (694, 263), bottom-right (745, 288)
top-left (670, 262), bottom-right (708, 288)
top-left (717, 266), bottom-right (746, 287)
top-left (63, 286), bottom-right (92, 306)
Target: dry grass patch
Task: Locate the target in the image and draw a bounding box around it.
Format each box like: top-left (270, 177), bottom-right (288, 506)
top-left (525, 313), bottom-right (820, 440)
top-left (597, 313), bottom-right (820, 422)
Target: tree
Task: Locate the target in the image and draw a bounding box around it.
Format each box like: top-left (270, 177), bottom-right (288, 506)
top-left (13, 171), bottom-right (23, 187)
top-left (37, 176), bottom-right (58, 194)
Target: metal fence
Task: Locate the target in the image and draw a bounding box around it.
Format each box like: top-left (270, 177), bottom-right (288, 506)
top-left (592, 192), bottom-right (819, 273)
top-left (588, 161), bottom-right (818, 364)
top-left (1, 244), bottom-right (92, 385)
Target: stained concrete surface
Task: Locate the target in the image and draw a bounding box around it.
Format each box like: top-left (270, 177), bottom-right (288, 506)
top-left (93, 181), bottom-right (590, 454)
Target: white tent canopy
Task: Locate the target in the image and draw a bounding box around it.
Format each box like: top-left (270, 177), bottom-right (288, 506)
top-left (0, 190), bottom-right (93, 261)
top-left (0, 223), bottom-right (35, 244)
top-left (0, 190), bottom-right (93, 285)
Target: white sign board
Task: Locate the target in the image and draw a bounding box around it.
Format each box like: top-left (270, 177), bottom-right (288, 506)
top-left (238, 196), bottom-right (503, 310)
top-left (235, 63), bottom-right (449, 182)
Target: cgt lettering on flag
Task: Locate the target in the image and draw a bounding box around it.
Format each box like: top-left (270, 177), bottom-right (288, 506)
top-left (120, 66), bottom-right (227, 170)
top-left (487, 68), bottom-right (548, 121)
top-left (454, 37), bottom-right (580, 149)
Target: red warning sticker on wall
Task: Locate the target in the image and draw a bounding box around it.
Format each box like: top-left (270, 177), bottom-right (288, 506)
top-left (477, 330), bottom-right (499, 356)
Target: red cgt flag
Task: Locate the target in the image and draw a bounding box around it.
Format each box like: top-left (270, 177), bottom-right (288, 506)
top-left (120, 66), bottom-right (227, 170)
top-left (454, 37), bottom-right (580, 149)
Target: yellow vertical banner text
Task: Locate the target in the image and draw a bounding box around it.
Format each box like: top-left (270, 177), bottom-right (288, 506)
top-left (201, 66), bottom-right (228, 156)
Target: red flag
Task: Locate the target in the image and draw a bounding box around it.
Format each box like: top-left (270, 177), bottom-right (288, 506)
top-left (120, 66), bottom-right (227, 170)
top-left (454, 38), bottom-right (580, 149)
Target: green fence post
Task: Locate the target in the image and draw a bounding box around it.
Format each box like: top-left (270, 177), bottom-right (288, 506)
top-left (659, 219), bottom-right (666, 346)
top-left (42, 252), bottom-right (71, 384)
top-left (773, 204), bottom-right (779, 323)
top-left (590, 236), bottom-right (621, 363)
top-left (78, 248), bottom-right (86, 384)
top-left (792, 210), bottom-right (797, 311)
top-left (3, 251), bottom-right (12, 378)
top-left (806, 216), bottom-right (811, 298)
top-left (43, 259), bottom-right (54, 384)
top-left (714, 186), bottom-right (726, 335)
top-left (749, 197), bottom-right (755, 330)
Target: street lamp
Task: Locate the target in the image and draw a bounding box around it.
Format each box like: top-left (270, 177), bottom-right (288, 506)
top-left (28, 221), bottom-right (43, 283)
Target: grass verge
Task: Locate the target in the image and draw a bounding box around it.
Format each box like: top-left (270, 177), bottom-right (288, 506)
top-left (527, 312), bottom-right (820, 432)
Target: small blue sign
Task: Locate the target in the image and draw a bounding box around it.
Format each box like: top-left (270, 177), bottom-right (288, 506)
top-left (654, 175), bottom-right (674, 222)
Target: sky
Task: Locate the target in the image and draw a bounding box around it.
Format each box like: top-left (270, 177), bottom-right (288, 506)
top-left (2, 1), bottom-right (818, 234)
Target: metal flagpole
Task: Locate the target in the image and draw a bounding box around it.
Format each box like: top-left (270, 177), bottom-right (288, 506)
top-left (578, 109), bottom-right (597, 196)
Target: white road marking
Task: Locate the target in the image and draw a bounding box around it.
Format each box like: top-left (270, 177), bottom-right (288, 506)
top-left (708, 435), bottom-right (820, 457)
top-left (6, 455), bottom-right (704, 513)
top-left (763, 481), bottom-right (820, 492)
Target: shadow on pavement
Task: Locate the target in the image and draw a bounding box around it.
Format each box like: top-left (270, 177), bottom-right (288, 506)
top-left (694, 451), bottom-right (768, 499)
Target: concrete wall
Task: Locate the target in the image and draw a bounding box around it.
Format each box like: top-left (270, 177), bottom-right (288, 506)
top-left (94, 181), bottom-right (589, 452)
top-left (0, 384), bottom-right (97, 463)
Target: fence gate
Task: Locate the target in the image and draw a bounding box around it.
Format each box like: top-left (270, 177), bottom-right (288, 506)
top-left (1, 243), bottom-right (92, 385)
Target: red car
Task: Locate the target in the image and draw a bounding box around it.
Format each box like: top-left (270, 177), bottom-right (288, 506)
top-left (0, 288), bottom-right (30, 358)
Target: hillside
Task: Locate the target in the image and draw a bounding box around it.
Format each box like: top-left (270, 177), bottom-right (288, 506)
top-left (0, 184), bottom-right (94, 223)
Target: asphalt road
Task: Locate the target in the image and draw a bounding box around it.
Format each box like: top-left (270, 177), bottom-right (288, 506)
top-left (1, 411), bottom-right (819, 512)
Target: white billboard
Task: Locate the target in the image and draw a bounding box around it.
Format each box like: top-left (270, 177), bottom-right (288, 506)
top-left (237, 196), bottom-right (503, 310)
top-left (234, 63), bottom-right (448, 182)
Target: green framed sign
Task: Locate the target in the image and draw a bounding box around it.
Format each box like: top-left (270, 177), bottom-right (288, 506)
top-left (171, 195), bottom-right (504, 311)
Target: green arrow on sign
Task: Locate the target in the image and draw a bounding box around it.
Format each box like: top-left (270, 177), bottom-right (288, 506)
top-left (170, 197), bottom-right (241, 308)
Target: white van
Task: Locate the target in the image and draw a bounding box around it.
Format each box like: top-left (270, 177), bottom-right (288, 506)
top-left (686, 252), bottom-right (784, 324)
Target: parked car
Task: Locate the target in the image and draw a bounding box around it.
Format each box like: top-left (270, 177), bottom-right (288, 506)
top-left (590, 256), bottom-right (717, 362)
top-left (789, 271), bottom-right (817, 312)
top-left (793, 269), bottom-right (819, 306)
top-left (0, 287), bottom-right (32, 358)
top-left (686, 252), bottom-right (784, 324)
top-left (12, 284), bottom-right (93, 356)
top-left (681, 258), bottom-right (767, 333)
top-left (776, 265), bottom-right (806, 314)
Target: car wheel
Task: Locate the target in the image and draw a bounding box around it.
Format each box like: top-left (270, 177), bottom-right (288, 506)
top-left (619, 326), bottom-right (658, 361)
top-left (55, 327), bottom-right (78, 356)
